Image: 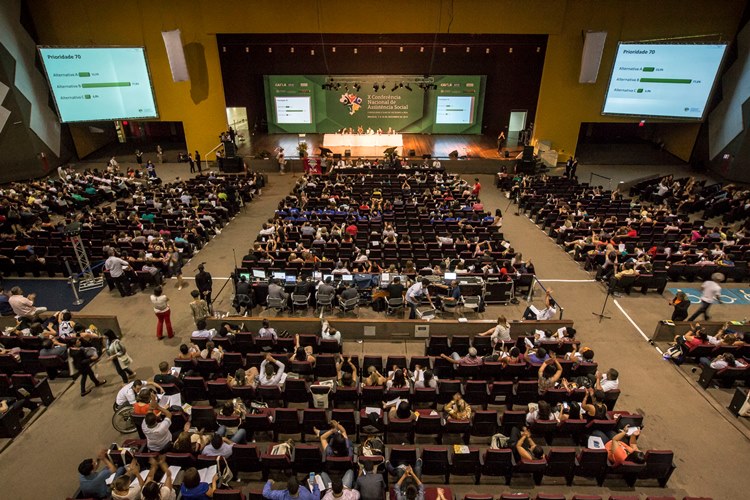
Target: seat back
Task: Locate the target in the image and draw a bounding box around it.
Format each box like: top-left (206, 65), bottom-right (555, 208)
top-left (545, 447), bottom-right (576, 477)
top-left (421, 446), bottom-right (450, 482)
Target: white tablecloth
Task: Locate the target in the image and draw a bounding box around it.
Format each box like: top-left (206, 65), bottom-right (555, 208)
top-left (323, 133), bottom-right (403, 147)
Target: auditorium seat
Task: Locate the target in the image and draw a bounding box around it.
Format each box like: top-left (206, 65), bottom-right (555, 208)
top-left (450, 446), bottom-right (481, 484)
top-left (421, 446), bottom-right (450, 483)
top-left (481, 448), bottom-right (513, 484)
top-left (574, 448), bottom-right (608, 486)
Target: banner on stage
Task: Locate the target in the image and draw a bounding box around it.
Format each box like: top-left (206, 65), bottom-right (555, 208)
top-left (264, 74), bottom-right (486, 135)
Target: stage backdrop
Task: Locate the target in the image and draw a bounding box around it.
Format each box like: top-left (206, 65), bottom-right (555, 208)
top-left (264, 75), bottom-right (485, 134)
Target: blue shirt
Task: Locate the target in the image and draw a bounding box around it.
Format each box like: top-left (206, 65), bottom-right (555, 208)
top-left (181, 481), bottom-right (210, 500)
top-left (79, 468), bottom-right (117, 499)
top-left (0, 295), bottom-right (13, 315)
top-left (263, 480), bottom-right (320, 500)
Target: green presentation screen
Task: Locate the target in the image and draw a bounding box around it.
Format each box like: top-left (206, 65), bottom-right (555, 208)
top-left (264, 75), bottom-right (485, 134)
top-left (38, 46), bottom-right (158, 123)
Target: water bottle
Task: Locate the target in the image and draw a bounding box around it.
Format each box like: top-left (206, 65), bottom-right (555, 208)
top-left (309, 472), bottom-right (315, 488)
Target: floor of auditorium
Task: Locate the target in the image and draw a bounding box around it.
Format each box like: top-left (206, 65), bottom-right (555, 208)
top-left (1, 161), bottom-right (749, 499)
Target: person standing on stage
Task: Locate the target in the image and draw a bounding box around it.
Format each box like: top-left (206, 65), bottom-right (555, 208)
top-left (156, 145), bottom-right (164, 164)
top-left (276, 147), bottom-right (286, 175)
top-left (497, 129), bottom-right (506, 153)
top-left (135, 149), bottom-right (143, 167)
top-left (565, 156), bottom-right (574, 177)
top-left (188, 153), bottom-right (195, 173)
top-left (570, 157), bottom-right (578, 178)
top-left (195, 151), bottom-right (202, 173)
top-left (195, 264), bottom-right (213, 312)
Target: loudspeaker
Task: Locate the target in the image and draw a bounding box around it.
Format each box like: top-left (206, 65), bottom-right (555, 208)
top-left (344, 149), bottom-right (351, 157)
top-left (523, 145), bottom-right (534, 160)
top-left (408, 149), bottom-right (416, 156)
top-left (579, 31), bottom-right (607, 83)
top-left (161, 29), bottom-right (190, 82)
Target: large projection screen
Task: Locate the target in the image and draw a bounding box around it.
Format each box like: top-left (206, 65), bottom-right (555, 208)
top-left (602, 42), bottom-right (727, 120)
top-left (38, 46), bottom-right (158, 122)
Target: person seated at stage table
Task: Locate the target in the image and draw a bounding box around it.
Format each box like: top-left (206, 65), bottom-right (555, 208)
top-left (357, 126), bottom-right (364, 135)
top-left (366, 127), bottom-right (374, 135)
top-left (387, 127), bottom-right (395, 134)
top-left (338, 282), bottom-right (359, 305)
top-left (376, 128), bottom-right (383, 134)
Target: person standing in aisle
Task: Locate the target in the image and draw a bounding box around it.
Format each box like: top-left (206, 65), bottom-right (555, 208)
top-left (156, 145), bottom-right (164, 163)
top-left (687, 275), bottom-right (722, 321)
top-left (150, 286), bottom-right (174, 340)
top-left (195, 264), bottom-right (213, 312)
top-left (135, 149), bottom-right (143, 167)
top-left (105, 250), bottom-right (133, 297)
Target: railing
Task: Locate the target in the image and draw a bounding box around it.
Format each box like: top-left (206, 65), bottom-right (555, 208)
top-left (589, 172), bottom-right (613, 191)
top-left (203, 143), bottom-right (223, 170)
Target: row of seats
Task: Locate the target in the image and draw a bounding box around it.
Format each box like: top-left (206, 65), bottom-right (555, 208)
top-left (89, 437), bottom-right (676, 489)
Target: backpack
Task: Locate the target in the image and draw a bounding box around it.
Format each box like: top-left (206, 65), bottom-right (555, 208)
top-left (362, 436), bottom-right (385, 456)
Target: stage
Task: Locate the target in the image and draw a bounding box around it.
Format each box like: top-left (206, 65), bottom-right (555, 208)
top-left (236, 132), bottom-right (523, 160)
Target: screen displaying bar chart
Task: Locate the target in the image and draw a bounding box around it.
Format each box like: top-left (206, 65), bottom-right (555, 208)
top-left (38, 47), bottom-right (158, 122)
top-left (602, 42), bottom-right (727, 119)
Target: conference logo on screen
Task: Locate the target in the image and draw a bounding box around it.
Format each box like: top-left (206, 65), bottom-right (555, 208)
top-left (339, 92), bottom-right (362, 115)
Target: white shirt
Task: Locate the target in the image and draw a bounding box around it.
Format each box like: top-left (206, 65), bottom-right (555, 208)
top-left (143, 417), bottom-right (172, 451)
top-left (406, 283), bottom-right (425, 304)
top-left (105, 256), bottom-right (129, 278)
top-left (259, 359), bottom-right (286, 386)
top-left (115, 380), bottom-right (146, 406)
top-left (600, 375), bottom-right (619, 392)
top-left (700, 280), bottom-right (722, 304)
top-left (192, 329), bottom-right (216, 339)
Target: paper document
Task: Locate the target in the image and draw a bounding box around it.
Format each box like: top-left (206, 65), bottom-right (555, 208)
top-left (626, 426), bottom-right (640, 436)
top-left (160, 393), bottom-right (182, 408)
top-left (365, 407), bottom-right (382, 416)
top-left (198, 465), bottom-right (217, 484)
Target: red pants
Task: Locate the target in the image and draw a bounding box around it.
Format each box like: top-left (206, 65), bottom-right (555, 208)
top-left (155, 309), bottom-right (174, 339)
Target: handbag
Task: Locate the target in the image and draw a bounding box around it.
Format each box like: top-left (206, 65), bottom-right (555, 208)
top-left (216, 455), bottom-right (234, 485)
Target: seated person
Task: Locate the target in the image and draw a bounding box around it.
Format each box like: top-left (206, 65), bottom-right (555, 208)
top-left (314, 419), bottom-right (353, 457)
top-left (596, 368), bottom-right (620, 392)
top-left (356, 463), bottom-right (386, 500)
top-left (385, 400), bottom-right (419, 422)
top-left (537, 355), bottom-right (562, 394)
top-left (259, 353), bottom-right (286, 386)
top-left (180, 466), bottom-right (218, 500)
top-left (178, 343), bottom-right (201, 360)
top-left (200, 341), bottom-right (223, 362)
top-left (362, 366), bottom-right (386, 386)
top-left (591, 425), bottom-right (645, 467)
top-left (509, 426), bottom-right (544, 461)
top-left (201, 432), bottom-right (236, 458)
top-left (440, 347), bottom-right (483, 367)
top-left (227, 367), bottom-right (259, 388)
top-left (111, 460), bottom-right (145, 500)
top-left (78, 450), bottom-right (125, 499)
top-left (386, 366), bottom-right (411, 390)
top-left (39, 338), bottom-right (68, 360)
top-left (321, 319), bottom-right (342, 344)
top-left (412, 366), bottom-right (437, 389)
top-left (443, 392), bottom-right (472, 420)
top-left (566, 344), bottom-right (595, 363)
top-left (257, 319), bottom-right (277, 340)
top-left (153, 361), bottom-right (183, 389)
top-left (392, 465), bottom-right (424, 500)
top-left (336, 356), bottom-right (358, 387)
top-left (526, 400), bottom-right (560, 425)
top-left (191, 319), bottom-right (216, 340)
top-left (478, 316), bottom-right (511, 345)
top-left (522, 290), bottom-right (557, 320)
top-left (264, 476), bottom-right (318, 500)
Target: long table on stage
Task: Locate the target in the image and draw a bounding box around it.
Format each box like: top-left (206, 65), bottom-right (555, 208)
top-left (323, 133), bottom-right (403, 148)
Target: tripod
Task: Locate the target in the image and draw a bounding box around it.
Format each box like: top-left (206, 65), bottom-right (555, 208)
top-left (592, 281), bottom-right (614, 322)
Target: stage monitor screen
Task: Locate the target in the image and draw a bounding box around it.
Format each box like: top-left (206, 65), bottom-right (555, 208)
top-left (252, 269), bottom-right (266, 279)
top-left (239, 273), bottom-right (251, 281)
top-left (264, 75), bottom-right (485, 134)
top-left (313, 271), bottom-right (322, 280)
top-left (435, 96), bottom-right (475, 124)
top-left (602, 42), bottom-right (727, 120)
top-left (341, 274), bottom-right (353, 282)
top-left (38, 46), bottom-right (158, 122)
top-left (272, 271), bottom-right (286, 280)
top-left (274, 96), bottom-right (312, 124)
top-left (323, 274), bottom-right (333, 282)
top-left (444, 272), bottom-right (457, 281)
top-left (285, 275), bottom-right (297, 284)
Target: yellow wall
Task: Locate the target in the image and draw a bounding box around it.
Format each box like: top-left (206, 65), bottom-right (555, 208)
top-left (28, 0), bottom-right (745, 160)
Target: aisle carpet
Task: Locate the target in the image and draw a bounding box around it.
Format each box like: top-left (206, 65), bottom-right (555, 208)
top-left (1, 278), bottom-right (104, 312)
